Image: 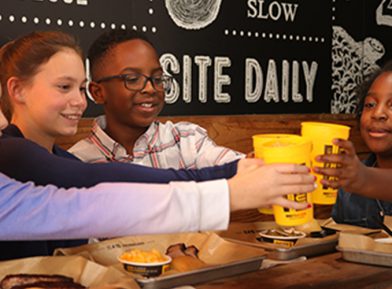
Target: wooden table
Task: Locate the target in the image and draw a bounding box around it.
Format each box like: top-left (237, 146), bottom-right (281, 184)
top-left (195, 252), bottom-right (392, 289)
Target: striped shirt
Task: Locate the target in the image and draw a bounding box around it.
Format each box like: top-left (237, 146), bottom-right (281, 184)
top-left (69, 115), bottom-right (245, 169)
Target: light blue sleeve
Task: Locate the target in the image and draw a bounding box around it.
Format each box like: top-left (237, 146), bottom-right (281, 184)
top-left (0, 173), bottom-right (229, 240)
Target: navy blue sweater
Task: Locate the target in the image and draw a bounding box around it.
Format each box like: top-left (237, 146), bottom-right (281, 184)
top-left (0, 125), bottom-right (237, 188)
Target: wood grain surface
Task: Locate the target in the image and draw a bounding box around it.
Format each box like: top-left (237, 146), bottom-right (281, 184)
top-left (194, 252), bottom-right (392, 289)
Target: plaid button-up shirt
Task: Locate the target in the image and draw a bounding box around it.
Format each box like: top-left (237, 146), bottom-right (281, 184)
top-left (69, 116), bottom-right (244, 169)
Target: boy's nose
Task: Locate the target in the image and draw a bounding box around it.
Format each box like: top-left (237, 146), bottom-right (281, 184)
top-left (141, 78), bottom-right (156, 94)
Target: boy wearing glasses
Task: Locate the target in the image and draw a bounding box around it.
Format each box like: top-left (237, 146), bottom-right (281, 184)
top-left (70, 29), bottom-right (244, 168)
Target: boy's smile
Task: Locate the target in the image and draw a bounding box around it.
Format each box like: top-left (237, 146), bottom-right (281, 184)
top-left (93, 39), bottom-right (165, 131)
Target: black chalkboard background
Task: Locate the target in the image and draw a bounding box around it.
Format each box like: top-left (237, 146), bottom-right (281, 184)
top-left (0, 0), bottom-right (390, 116)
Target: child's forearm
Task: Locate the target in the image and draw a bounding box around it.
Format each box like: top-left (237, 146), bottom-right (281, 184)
top-left (357, 167), bottom-right (392, 201)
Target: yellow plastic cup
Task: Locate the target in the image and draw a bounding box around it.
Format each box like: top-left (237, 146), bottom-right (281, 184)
top-left (252, 134), bottom-right (298, 159)
top-left (261, 137), bottom-right (314, 227)
top-left (301, 122), bottom-right (351, 205)
top-left (252, 134), bottom-right (303, 215)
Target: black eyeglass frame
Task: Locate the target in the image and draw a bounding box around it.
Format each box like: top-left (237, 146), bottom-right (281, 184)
top-left (95, 73), bottom-right (173, 92)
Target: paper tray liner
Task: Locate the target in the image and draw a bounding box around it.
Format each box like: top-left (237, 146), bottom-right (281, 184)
top-left (55, 232), bottom-right (266, 289)
top-left (218, 221), bottom-right (339, 260)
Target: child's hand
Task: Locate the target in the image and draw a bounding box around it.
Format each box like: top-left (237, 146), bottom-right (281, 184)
top-left (236, 157), bottom-right (264, 174)
top-left (229, 163), bottom-right (315, 211)
top-left (313, 138), bottom-right (367, 192)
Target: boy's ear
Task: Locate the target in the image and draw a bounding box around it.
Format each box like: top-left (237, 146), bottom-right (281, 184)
top-left (7, 77), bottom-right (26, 104)
top-left (88, 81), bottom-right (105, 104)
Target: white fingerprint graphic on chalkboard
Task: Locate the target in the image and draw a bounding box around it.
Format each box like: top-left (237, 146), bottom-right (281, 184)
top-left (165, 0), bottom-right (222, 30)
top-left (376, 0), bottom-right (392, 27)
top-left (331, 26), bottom-right (384, 113)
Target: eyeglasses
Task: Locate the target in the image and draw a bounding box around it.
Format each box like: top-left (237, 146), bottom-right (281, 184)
top-left (95, 72), bottom-right (173, 93)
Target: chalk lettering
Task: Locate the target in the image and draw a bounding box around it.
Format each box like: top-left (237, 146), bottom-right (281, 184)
top-left (282, 60), bottom-right (289, 102)
top-left (245, 59), bottom-right (318, 103)
top-left (303, 61), bottom-right (318, 102)
top-left (195, 56), bottom-right (212, 103)
top-left (264, 60), bottom-right (279, 102)
top-left (292, 61), bottom-right (301, 102)
top-left (214, 57), bottom-right (231, 103)
top-left (247, 0), bottom-right (298, 22)
top-left (183, 55), bottom-right (192, 103)
top-left (245, 58), bottom-right (263, 103)
top-left (160, 53), bottom-right (180, 104)
top-left (161, 54), bottom-right (317, 105)
top-left (161, 53), bottom-right (231, 104)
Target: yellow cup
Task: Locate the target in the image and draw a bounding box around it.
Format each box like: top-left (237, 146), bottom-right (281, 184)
top-left (261, 137), bottom-right (314, 226)
top-left (301, 122), bottom-right (351, 205)
top-left (252, 134), bottom-right (303, 215)
top-left (252, 134), bottom-right (299, 159)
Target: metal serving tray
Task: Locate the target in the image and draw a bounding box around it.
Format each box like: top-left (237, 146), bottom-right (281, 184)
top-left (136, 255), bottom-right (265, 289)
top-left (219, 221), bottom-right (339, 260)
top-left (265, 236), bottom-right (338, 260)
top-left (337, 246), bottom-right (392, 267)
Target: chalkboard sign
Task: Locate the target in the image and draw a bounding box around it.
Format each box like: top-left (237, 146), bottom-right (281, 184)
top-left (0, 0), bottom-right (390, 116)
top-left (149, 0), bottom-right (332, 116)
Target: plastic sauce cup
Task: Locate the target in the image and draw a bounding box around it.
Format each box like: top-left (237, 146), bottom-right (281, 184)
top-left (261, 137), bottom-right (314, 226)
top-left (301, 122), bottom-right (350, 205)
top-left (118, 255), bottom-right (172, 277)
top-left (258, 230), bottom-right (306, 248)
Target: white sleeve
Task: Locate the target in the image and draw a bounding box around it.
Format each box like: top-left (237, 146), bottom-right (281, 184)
top-left (0, 173), bottom-right (230, 240)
